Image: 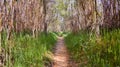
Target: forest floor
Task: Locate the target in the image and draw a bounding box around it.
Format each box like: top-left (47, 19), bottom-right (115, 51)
top-left (53, 37), bottom-right (69, 67)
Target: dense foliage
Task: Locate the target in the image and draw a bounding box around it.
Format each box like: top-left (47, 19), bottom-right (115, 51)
top-left (2, 32), bottom-right (57, 67)
top-left (65, 29), bottom-right (120, 67)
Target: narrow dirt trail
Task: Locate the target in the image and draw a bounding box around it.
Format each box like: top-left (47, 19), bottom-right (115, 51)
top-left (53, 37), bottom-right (69, 67)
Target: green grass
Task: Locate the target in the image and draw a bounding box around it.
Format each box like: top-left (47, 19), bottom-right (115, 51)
top-left (65, 29), bottom-right (120, 67)
top-left (52, 32), bottom-right (68, 37)
top-left (2, 32), bottom-right (57, 67)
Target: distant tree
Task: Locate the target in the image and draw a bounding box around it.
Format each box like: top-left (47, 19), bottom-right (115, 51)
top-left (0, 13), bottom-right (2, 53)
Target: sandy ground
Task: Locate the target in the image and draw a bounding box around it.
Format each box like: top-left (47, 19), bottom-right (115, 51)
top-left (53, 37), bottom-right (69, 67)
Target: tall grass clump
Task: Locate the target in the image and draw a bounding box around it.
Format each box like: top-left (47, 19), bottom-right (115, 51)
top-left (65, 29), bottom-right (120, 67)
top-left (2, 32), bottom-right (57, 67)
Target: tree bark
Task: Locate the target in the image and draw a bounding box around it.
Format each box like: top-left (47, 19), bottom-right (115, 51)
top-left (0, 13), bottom-right (2, 53)
top-left (43, 0), bottom-right (47, 35)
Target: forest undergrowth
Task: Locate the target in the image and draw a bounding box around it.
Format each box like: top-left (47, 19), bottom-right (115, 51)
top-left (65, 29), bottom-right (120, 67)
top-left (1, 32), bottom-right (57, 67)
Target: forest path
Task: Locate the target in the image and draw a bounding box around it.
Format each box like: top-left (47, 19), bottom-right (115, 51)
top-left (53, 37), bottom-right (69, 67)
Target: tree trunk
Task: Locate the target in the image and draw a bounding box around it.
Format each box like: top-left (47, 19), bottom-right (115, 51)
top-left (94, 0), bottom-right (100, 36)
top-left (43, 0), bottom-right (47, 35)
top-left (0, 13), bottom-right (2, 53)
